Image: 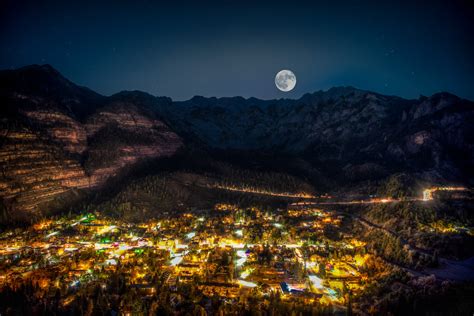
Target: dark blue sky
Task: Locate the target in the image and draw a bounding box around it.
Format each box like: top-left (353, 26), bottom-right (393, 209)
top-left (1, 0), bottom-right (473, 100)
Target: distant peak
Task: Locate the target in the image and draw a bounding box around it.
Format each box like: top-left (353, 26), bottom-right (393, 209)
top-left (190, 95), bottom-right (207, 101)
top-left (39, 64), bottom-right (57, 71)
top-left (113, 90), bottom-right (156, 99)
top-left (19, 64), bottom-right (61, 75)
top-left (428, 91), bottom-right (460, 101)
top-left (110, 90), bottom-right (172, 105)
top-left (325, 86), bottom-right (367, 96)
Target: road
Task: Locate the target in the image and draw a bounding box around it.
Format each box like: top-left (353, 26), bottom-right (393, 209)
top-left (210, 184), bottom-right (473, 281)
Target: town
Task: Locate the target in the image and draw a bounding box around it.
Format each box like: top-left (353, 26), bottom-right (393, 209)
top-left (0, 203), bottom-right (385, 314)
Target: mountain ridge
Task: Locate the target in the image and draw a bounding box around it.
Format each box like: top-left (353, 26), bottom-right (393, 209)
top-left (4, 64), bottom-right (471, 103)
top-left (0, 64), bottom-right (472, 222)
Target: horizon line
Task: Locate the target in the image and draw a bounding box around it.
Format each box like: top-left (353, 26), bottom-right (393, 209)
top-left (2, 63), bottom-right (471, 103)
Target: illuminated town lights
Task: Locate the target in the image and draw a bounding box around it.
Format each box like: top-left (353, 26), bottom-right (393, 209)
top-left (235, 249), bottom-right (248, 266)
top-left (170, 255), bottom-right (183, 266)
top-left (45, 231), bottom-right (59, 238)
top-left (97, 225), bottom-right (117, 235)
top-left (119, 244), bottom-right (131, 251)
top-left (211, 185), bottom-right (315, 199)
top-left (0, 205), bottom-right (381, 310)
top-left (94, 243), bottom-right (112, 250)
top-left (305, 261), bottom-right (317, 268)
top-left (240, 268), bottom-right (253, 279)
top-left (423, 186), bottom-right (467, 201)
top-left (236, 257), bottom-right (247, 267)
top-left (354, 254), bottom-right (369, 267)
top-left (326, 288), bottom-right (338, 300)
top-left (308, 274), bottom-right (324, 290)
top-left (134, 248), bottom-right (144, 255)
top-left (236, 250), bottom-right (247, 258)
top-left (238, 279), bottom-right (257, 288)
top-left (295, 248), bottom-right (302, 258)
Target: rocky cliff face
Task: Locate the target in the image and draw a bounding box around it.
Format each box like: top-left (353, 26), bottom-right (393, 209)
top-left (0, 121), bottom-right (91, 220)
top-left (0, 65), bottom-right (182, 221)
top-left (156, 88), bottom-right (474, 184)
top-left (83, 100), bottom-right (182, 186)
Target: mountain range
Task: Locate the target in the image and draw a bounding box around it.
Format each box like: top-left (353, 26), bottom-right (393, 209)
top-left (1, 64), bottom-right (473, 222)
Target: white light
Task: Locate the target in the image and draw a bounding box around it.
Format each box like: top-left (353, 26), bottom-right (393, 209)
top-left (98, 225), bottom-right (117, 235)
top-left (235, 229), bottom-right (243, 237)
top-left (326, 288), bottom-right (338, 298)
top-left (236, 250), bottom-right (247, 258)
top-left (238, 280), bottom-right (257, 288)
top-left (105, 259), bottom-right (117, 265)
top-left (46, 231), bottom-right (58, 238)
top-left (236, 257), bottom-right (246, 267)
top-left (119, 244), bottom-right (130, 251)
top-left (186, 232), bottom-right (196, 239)
top-left (309, 275), bottom-right (324, 289)
top-left (230, 243), bottom-right (245, 249)
top-left (170, 256), bottom-right (183, 266)
top-left (305, 262), bottom-right (316, 268)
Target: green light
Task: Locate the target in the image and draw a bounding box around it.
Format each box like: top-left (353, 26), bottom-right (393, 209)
top-left (134, 248), bottom-right (144, 255)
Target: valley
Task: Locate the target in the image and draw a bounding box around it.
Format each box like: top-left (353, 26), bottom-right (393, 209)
top-left (0, 65), bottom-right (473, 315)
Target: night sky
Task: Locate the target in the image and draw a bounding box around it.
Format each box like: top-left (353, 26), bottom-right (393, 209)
top-left (1, 0), bottom-right (473, 101)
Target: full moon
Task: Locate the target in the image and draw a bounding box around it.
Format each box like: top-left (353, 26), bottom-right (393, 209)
top-left (275, 69), bottom-right (296, 92)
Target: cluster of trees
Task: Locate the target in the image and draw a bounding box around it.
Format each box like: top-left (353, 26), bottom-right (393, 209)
top-left (363, 229), bottom-right (426, 268)
top-left (76, 165), bottom-right (312, 222)
top-left (0, 246), bottom-right (337, 316)
top-left (358, 270), bottom-right (474, 315)
top-left (363, 199), bottom-right (473, 261)
top-left (0, 281), bottom-right (338, 315)
top-left (210, 162), bottom-right (314, 196)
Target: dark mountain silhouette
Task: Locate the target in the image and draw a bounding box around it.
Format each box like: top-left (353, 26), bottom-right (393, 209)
top-left (0, 64), bottom-right (472, 222)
